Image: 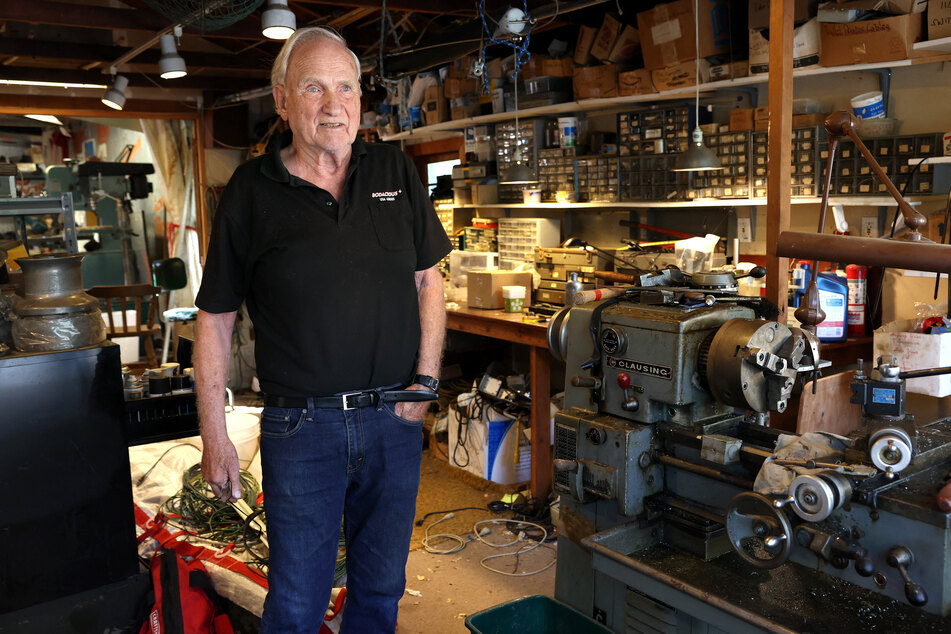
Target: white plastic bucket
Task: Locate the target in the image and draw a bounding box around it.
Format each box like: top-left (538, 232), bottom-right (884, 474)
top-left (851, 91), bottom-right (884, 119)
top-left (226, 412), bottom-right (261, 469)
top-left (521, 187), bottom-right (542, 204)
top-left (558, 116), bottom-right (578, 147)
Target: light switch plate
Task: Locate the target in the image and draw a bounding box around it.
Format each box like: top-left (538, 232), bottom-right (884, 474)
top-left (737, 217), bottom-right (752, 242)
top-left (862, 217), bottom-right (879, 238)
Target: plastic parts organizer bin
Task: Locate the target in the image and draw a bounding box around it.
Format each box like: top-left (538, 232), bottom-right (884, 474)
top-left (465, 595), bottom-right (612, 634)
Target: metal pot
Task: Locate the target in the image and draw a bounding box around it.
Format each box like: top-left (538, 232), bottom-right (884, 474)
top-left (12, 254), bottom-right (106, 352)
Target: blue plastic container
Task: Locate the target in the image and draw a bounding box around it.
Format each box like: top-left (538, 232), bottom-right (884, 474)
top-left (790, 267), bottom-right (848, 342)
top-left (465, 595), bottom-right (612, 634)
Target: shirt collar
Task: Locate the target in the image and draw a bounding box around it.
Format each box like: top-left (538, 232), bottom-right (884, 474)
top-left (261, 129), bottom-right (367, 183)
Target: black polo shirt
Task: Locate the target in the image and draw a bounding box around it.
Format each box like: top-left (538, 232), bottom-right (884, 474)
top-left (196, 132), bottom-right (452, 398)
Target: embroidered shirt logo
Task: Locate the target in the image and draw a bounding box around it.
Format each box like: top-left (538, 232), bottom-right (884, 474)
top-left (371, 189), bottom-right (402, 202)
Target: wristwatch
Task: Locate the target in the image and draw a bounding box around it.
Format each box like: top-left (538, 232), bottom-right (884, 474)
top-left (413, 374), bottom-right (440, 392)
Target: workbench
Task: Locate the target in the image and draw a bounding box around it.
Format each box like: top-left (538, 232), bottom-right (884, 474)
top-left (446, 306), bottom-right (552, 499)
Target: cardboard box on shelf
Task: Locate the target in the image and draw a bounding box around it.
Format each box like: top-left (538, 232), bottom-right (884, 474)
top-left (523, 55), bottom-right (574, 78)
top-left (421, 85), bottom-right (447, 125)
top-left (618, 69), bottom-right (655, 96)
top-left (792, 113), bottom-right (828, 127)
top-left (749, 0), bottom-right (818, 31)
top-left (484, 57), bottom-right (504, 79)
top-left (874, 320), bottom-right (951, 397)
top-left (730, 107), bottom-right (754, 132)
top-left (650, 59), bottom-right (711, 92)
top-left (928, 0), bottom-right (951, 40)
top-left (608, 25), bottom-right (642, 63)
top-left (450, 96), bottom-right (480, 121)
top-left (749, 18), bottom-right (820, 74)
top-left (709, 60), bottom-right (749, 81)
top-left (444, 76), bottom-right (478, 99)
top-left (591, 13), bottom-right (624, 61)
top-left (573, 63), bottom-right (618, 100)
top-left (467, 270), bottom-right (534, 310)
top-left (820, 13), bottom-right (924, 66)
top-left (574, 25), bottom-right (599, 65)
top-left (636, 0), bottom-right (731, 70)
top-left (753, 106), bottom-right (769, 121)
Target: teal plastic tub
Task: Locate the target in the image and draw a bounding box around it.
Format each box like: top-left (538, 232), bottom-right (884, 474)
top-left (465, 595), bottom-right (613, 634)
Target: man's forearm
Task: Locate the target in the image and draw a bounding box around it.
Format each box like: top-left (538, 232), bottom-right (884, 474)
top-left (195, 309), bottom-right (237, 440)
top-left (414, 266), bottom-right (446, 379)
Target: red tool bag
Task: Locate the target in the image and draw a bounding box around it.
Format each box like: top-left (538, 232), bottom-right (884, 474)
top-left (140, 548), bottom-right (235, 634)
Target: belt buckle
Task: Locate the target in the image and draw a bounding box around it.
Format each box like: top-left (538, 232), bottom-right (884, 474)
top-left (341, 391), bottom-right (363, 410)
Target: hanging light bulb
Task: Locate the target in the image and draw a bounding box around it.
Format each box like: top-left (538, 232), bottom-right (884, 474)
top-left (101, 75), bottom-right (129, 110)
top-left (499, 69), bottom-right (538, 185)
top-left (158, 30), bottom-right (187, 80)
top-left (672, 0), bottom-right (723, 173)
top-left (262, 0), bottom-right (297, 40)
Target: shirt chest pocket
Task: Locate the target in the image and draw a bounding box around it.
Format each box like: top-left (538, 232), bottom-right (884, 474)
top-left (368, 197), bottom-right (414, 251)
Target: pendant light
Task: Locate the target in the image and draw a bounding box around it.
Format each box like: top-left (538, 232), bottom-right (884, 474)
top-left (499, 69), bottom-right (538, 185)
top-left (158, 31), bottom-right (187, 80)
top-left (262, 0), bottom-right (297, 40)
top-left (672, 0), bottom-right (723, 172)
top-left (101, 74), bottom-right (129, 110)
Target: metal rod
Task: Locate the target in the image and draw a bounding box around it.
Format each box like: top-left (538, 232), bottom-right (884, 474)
top-left (657, 455), bottom-right (755, 490)
top-left (777, 231), bottom-right (951, 273)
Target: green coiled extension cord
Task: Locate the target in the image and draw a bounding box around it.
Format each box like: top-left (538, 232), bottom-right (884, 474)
top-left (160, 464), bottom-right (347, 582)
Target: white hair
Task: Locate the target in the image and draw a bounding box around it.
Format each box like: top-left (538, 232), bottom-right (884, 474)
top-left (270, 26), bottom-right (362, 88)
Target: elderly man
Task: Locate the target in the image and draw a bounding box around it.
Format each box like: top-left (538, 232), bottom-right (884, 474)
top-left (194, 26), bottom-right (451, 633)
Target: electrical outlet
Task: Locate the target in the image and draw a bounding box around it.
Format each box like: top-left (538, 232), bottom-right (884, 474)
top-left (737, 217), bottom-right (752, 242)
top-left (862, 217), bottom-right (879, 238)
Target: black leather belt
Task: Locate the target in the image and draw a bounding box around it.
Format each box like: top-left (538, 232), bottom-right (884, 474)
top-left (264, 389), bottom-right (437, 410)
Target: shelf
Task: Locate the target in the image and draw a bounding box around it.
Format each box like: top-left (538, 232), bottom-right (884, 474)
top-left (913, 36), bottom-right (951, 52)
top-left (381, 59), bottom-right (918, 143)
top-left (908, 156), bottom-right (951, 164)
top-left (453, 195), bottom-right (945, 210)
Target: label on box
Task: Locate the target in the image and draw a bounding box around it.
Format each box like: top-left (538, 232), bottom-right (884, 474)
top-left (652, 19), bottom-right (682, 45)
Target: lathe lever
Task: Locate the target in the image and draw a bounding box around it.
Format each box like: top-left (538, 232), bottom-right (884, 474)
top-left (886, 546), bottom-right (928, 607)
top-left (829, 537), bottom-right (874, 577)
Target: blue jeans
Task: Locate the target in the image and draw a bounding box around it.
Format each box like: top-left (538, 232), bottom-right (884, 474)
top-left (258, 398), bottom-right (423, 634)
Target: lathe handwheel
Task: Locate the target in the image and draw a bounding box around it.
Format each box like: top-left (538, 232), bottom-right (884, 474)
top-left (725, 491), bottom-right (794, 569)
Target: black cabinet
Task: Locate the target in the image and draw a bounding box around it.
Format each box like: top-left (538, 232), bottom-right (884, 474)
top-left (0, 343), bottom-right (139, 614)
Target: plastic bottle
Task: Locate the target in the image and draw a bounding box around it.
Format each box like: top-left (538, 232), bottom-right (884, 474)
top-left (788, 265), bottom-right (849, 342)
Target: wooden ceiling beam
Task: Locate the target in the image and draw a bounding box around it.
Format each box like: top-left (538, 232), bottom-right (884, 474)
top-left (0, 65), bottom-right (265, 91)
top-left (0, 37), bottom-right (274, 73)
top-left (295, 0), bottom-right (474, 17)
top-left (0, 2), bottom-right (265, 40)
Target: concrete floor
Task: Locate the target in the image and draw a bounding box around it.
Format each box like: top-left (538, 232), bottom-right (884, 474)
top-left (397, 529), bottom-right (556, 633)
top-left (397, 449), bottom-right (557, 633)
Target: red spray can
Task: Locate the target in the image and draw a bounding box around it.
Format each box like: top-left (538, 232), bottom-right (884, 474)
top-left (846, 264), bottom-right (867, 337)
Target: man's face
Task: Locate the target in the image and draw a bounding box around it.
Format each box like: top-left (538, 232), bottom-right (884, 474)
top-left (274, 38), bottom-right (361, 155)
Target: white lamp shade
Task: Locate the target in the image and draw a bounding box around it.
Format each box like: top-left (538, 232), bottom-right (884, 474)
top-left (262, 0), bottom-right (296, 40)
top-left (158, 34), bottom-right (187, 79)
top-left (101, 75), bottom-right (129, 110)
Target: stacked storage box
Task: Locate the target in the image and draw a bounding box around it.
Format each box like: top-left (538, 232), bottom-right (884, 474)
top-left (496, 118), bottom-right (550, 203)
top-left (820, 132), bottom-right (941, 197)
top-left (689, 130), bottom-right (751, 200)
top-left (463, 225), bottom-right (498, 252)
top-left (617, 107), bottom-right (690, 201)
top-left (538, 147), bottom-right (578, 202)
top-left (751, 126), bottom-right (822, 198)
top-left (497, 217), bottom-right (560, 270)
top-left (533, 247), bottom-right (606, 306)
top-left (576, 154), bottom-right (618, 202)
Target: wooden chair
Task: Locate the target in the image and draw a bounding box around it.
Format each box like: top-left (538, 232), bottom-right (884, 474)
top-left (86, 284), bottom-right (162, 370)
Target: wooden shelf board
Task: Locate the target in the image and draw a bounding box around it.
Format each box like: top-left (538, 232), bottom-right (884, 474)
top-left (380, 59), bottom-right (921, 143)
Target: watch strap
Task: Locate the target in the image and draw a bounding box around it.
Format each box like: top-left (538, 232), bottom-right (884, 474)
top-left (413, 374), bottom-right (439, 392)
